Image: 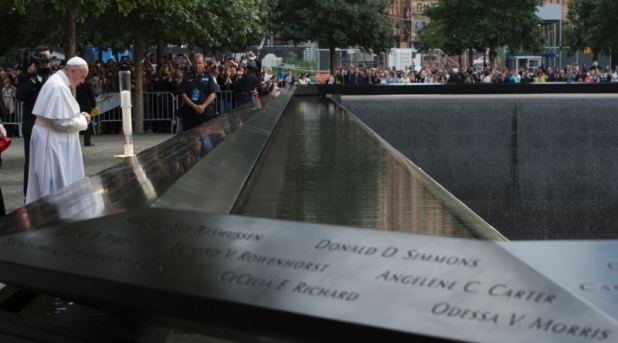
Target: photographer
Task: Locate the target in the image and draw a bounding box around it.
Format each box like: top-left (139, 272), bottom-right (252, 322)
top-left (16, 46), bottom-right (54, 198)
top-left (142, 52), bottom-right (156, 74)
top-left (245, 50), bottom-right (261, 77)
top-left (119, 56), bottom-right (133, 73)
top-left (233, 60), bottom-right (260, 105)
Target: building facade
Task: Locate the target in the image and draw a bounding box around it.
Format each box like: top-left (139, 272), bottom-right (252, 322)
top-left (388, 0), bottom-right (569, 46)
top-left (387, 0), bottom-right (438, 46)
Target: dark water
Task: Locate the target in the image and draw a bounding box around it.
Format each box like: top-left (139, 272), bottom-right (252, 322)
top-left (343, 96), bottom-right (618, 240)
top-left (235, 97), bottom-right (501, 240)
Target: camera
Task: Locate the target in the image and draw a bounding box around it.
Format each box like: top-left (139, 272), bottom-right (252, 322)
top-left (119, 56), bottom-right (131, 71)
top-left (20, 48), bottom-right (55, 76)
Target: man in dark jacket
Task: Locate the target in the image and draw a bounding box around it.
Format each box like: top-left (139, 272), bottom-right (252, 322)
top-left (176, 53), bottom-right (220, 131)
top-left (233, 61), bottom-right (260, 105)
top-left (348, 67), bottom-right (363, 85)
top-left (76, 81), bottom-right (97, 146)
top-left (446, 66), bottom-right (461, 83)
top-left (16, 45), bottom-right (53, 197)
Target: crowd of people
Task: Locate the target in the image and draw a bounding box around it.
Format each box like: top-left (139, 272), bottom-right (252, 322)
top-left (317, 61), bottom-right (618, 84)
top-left (3, 54), bottom-right (618, 138)
top-left (2, 54), bottom-right (618, 136)
top-left (0, 49), bottom-right (296, 138)
top-left (2, 46), bottom-right (618, 213)
top-left (3, 52), bottom-right (618, 135)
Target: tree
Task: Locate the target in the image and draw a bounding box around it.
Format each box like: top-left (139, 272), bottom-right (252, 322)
top-left (1, 1), bottom-right (66, 57)
top-left (56, 0), bottom-right (109, 59)
top-left (563, 0), bottom-right (617, 62)
top-left (6, 0), bottom-right (108, 59)
top-left (418, 18), bottom-right (482, 69)
top-left (272, 0), bottom-right (395, 75)
top-left (421, 0), bottom-right (545, 69)
top-left (110, 0), bottom-right (273, 133)
top-left (77, 5), bottom-right (134, 57)
top-left (113, 0), bottom-right (168, 134)
top-left (420, 1), bottom-right (485, 69)
top-left (3, 0), bottom-right (274, 134)
top-left (172, 0), bottom-right (274, 56)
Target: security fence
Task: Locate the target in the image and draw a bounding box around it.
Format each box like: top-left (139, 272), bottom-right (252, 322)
top-left (4, 91), bottom-right (239, 136)
top-left (2, 95), bottom-right (22, 137)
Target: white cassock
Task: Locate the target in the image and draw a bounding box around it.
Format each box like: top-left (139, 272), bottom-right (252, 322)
top-left (26, 71), bottom-right (88, 204)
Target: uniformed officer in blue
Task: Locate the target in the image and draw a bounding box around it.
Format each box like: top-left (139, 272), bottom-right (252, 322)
top-left (177, 53), bottom-right (220, 131)
top-left (233, 60), bottom-right (261, 105)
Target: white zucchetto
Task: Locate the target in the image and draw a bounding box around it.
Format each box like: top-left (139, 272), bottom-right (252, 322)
top-left (66, 57), bottom-right (87, 66)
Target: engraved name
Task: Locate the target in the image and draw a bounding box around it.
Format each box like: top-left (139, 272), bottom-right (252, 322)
top-left (219, 271), bottom-right (288, 291)
top-left (431, 303), bottom-right (612, 340)
top-left (235, 251), bottom-right (330, 273)
top-left (402, 249), bottom-right (479, 268)
top-left (170, 243), bottom-right (220, 258)
top-left (314, 240), bottom-right (480, 268)
top-left (2, 238), bottom-right (54, 253)
top-left (314, 239), bottom-right (378, 256)
top-left (62, 248), bottom-right (164, 272)
top-left (194, 227), bottom-right (263, 242)
top-left (464, 282), bottom-right (556, 304)
top-left (56, 228), bottom-right (136, 245)
top-left (124, 218), bottom-right (263, 241)
top-left (292, 282), bottom-right (359, 301)
top-left (219, 271), bottom-right (274, 289)
top-left (431, 302), bottom-right (499, 324)
top-left (528, 317), bottom-right (611, 341)
top-left (375, 270), bottom-right (458, 291)
top-left (580, 283), bottom-right (618, 293)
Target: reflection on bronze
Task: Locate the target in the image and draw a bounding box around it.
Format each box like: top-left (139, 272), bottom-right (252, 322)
top-left (0, 93), bottom-right (291, 237)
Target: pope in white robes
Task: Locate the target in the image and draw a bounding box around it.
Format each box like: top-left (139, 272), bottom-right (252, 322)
top-left (26, 57), bottom-right (92, 204)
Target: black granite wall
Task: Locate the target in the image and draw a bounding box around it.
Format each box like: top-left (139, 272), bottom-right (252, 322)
top-left (342, 96), bottom-right (618, 241)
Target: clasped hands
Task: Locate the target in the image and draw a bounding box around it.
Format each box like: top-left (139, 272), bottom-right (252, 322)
top-left (81, 112), bottom-right (91, 124)
top-left (193, 103), bottom-right (209, 114)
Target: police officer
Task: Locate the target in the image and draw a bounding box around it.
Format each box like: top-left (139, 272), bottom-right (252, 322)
top-left (233, 60), bottom-right (260, 105)
top-left (176, 53), bottom-right (220, 131)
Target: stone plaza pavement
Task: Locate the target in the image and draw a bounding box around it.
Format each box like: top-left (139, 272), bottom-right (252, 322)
top-left (0, 133), bottom-right (175, 214)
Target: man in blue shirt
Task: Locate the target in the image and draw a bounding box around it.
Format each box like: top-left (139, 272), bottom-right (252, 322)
top-left (176, 54), bottom-right (220, 131)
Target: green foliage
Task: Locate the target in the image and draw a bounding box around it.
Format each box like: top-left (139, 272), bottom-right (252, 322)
top-left (52, 0), bottom-right (108, 22)
top-left (563, 0), bottom-right (617, 60)
top-left (283, 57), bottom-right (314, 69)
top-left (2, 0), bottom-right (109, 57)
top-left (1, 0), bottom-right (276, 134)
top-left (271, 0), bottom-right (394, 74)
top-left (0, 1), bottom-right (60, 55)
top-left (187, 0), bottom-right (274, 53)
top-left (283, 56), bottom-right (297, 64)
top-left (1, 0), bottom-right (274, 58)
top-left (420, 0), bottom-right (545, 67)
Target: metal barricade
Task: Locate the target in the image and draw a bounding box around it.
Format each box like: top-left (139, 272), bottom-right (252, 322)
top-left (214, 90), bottom-right (237, 116)
top-left (173, 91), bottom-right (237, 133)
top-left (96, 94), bottom-right (122, 134)
top-left (97, 92), bottom-right (180, 134)
top-left (143, 92), bottom-right (177, 133)
top-left (5, 91), bottom-right (237, 135)
top-left (2, 95), bottom-right (22, 137)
